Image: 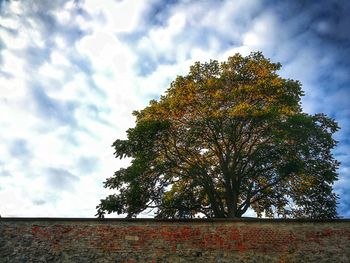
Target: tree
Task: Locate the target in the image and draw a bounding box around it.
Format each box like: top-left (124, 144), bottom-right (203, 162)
top-left (96, 52), bottom-right (339, 219)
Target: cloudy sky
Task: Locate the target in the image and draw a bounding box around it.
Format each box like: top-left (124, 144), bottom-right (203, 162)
top-left (0, 0), bottom-right (349, 218)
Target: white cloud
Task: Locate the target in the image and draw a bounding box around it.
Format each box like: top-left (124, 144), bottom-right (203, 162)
top-left (38, 62), bottom-right (66, 80)
top-left (50, 51), bottom-right (71, 66)
top-left (78, 31), bottom-right (135, 77)
top-left (1, 50), bottom-right (26, 78)
top-left (54, 35), bottom-right (68, 49)
top-left (83, 0), bottom-right (147, 33)
top-left (242, 12), bottom-right (276, 48)
top-left (147, 12), bottom-right (186, 54)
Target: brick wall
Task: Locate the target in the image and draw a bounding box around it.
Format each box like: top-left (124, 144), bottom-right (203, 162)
top-left (1, 218), bottom-right (350, 262)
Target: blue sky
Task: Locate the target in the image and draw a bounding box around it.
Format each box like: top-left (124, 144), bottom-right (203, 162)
top-left (0, 0), bottom-right (349, 218)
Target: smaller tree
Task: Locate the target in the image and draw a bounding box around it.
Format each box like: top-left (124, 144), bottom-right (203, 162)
top-left (97, 52), bottom-right (339, 219)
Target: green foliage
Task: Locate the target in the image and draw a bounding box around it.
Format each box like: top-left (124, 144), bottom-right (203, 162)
top-left (96, 52), bottom-right (339, 219)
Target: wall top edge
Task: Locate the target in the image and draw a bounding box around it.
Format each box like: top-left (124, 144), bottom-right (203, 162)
top-left (1, 217), bottom-right (350, 223)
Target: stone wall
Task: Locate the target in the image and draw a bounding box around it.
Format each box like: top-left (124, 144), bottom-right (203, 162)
top-left (1, 218), bottom-right (350, 262)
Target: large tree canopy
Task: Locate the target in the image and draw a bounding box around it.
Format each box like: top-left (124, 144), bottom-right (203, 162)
top-left (97, 52), bottom-right (339, 219)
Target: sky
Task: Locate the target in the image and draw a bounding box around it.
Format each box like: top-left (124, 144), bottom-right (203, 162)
top-left (0, 0), bottom-right (349, 218)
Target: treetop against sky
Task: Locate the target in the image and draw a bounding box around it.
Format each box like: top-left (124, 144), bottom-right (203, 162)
top-left (0, 0), bottom-right (349, 218)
